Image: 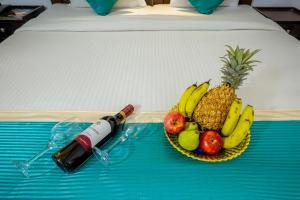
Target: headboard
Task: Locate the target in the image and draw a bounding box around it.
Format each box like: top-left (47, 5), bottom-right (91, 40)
top-left (51, 0), bottom-right (253, 6)
top-left (144, 0), bottom-right (253, 5)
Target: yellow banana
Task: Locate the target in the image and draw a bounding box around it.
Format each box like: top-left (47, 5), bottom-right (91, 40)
top-left (185, 81), bottom-right (210, 119)
top-left (221, 98), bottom-right (242, 136)
top-left (223, 121), bottom-right (250, 149)
top-left (178, 84), bottom-right (197, 116)
top-left (239, 105), bottom-right (254, 126)
top-left (222, 105), bottom-right (254, 149)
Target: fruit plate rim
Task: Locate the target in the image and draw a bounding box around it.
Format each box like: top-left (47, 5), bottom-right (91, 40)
top-left (164, 129), bottom-right (250, 162)
top-left (165, 104), bottom-right (251, 162)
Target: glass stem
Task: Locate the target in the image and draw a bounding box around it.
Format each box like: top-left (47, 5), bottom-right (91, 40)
top-left (105, 134), bottom-right (128, 154)
top-left (27, 145), bottom-right (51, 166)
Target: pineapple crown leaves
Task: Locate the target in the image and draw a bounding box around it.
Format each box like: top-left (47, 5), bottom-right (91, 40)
top-left (220, 45), bottom-right (261, 90)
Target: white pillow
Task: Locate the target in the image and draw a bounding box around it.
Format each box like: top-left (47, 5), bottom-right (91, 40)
top-left (170, 0), bottom-right (239, 7)
top-left (221, 0), bottom-right (239, 7)
top-left (70, 0), bottom-right (147, 8)
top-left (115, 0), bottom-right (147, 8)
top-left (70, 0), bottom-right (88, 8)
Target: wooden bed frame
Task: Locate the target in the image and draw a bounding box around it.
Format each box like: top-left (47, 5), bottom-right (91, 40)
top-left (51, 0), bottom-right (253, 6)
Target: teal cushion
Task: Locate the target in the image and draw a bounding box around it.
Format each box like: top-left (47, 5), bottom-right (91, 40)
top-left (86, 0), bottom-right (118, 16)
top-left (189, 0), bottom-right (224, 14)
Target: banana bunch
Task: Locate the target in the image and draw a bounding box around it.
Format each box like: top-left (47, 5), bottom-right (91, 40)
top-left (178, 82), bottom-right (209, 118)
top-left (222, 103), bottom-right (254, 149)
top-left (221, 98), bottom-right (242, 136)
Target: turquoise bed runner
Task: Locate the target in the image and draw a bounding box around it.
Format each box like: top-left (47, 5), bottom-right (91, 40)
top-left (0, 121), bottom-right (299, 199)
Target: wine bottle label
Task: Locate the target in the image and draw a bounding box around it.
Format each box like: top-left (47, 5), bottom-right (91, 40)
top-left (76, 120), bottom-right (111, 150)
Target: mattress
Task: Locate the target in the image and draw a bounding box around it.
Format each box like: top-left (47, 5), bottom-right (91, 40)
top-left (0, 4), bottom-right (299, 113)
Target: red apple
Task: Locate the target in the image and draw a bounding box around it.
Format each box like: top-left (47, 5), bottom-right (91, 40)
top-left (164, 112), bottom-right (185, 134)
top-left (200, 131), bottom-right (223, 155)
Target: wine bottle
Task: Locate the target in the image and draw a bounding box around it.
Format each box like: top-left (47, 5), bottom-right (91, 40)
top-left (52, 104), bottom-right (134, 172)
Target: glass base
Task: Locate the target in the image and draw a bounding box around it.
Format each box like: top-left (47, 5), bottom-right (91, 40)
top-left (12, 160), bottom-right (30, 177)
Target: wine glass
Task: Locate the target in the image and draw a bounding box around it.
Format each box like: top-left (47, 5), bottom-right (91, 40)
top-left (93, 122), bottom-right (159, 165)
top-left (12, 117), bottom-right (87, 177)
top-left (93, 125), bottom-right (134, 165)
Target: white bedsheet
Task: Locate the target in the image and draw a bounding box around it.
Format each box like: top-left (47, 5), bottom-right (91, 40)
top-left (0, 5), bottom-right (299, 112)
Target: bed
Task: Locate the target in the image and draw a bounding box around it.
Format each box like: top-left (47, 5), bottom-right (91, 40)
top-left (0, 0), bottom-right (299, 199)
top-left (0, 0), bottom-right (299, 113)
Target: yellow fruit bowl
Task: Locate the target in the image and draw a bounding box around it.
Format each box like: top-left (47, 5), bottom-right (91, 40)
top-left (165, 105), bottom-right (251, 162)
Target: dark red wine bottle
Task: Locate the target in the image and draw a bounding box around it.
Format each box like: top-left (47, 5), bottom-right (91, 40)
top-left (52, 104), bottom-right (134, 172)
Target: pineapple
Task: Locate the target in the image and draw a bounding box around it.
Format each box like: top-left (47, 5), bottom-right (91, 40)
top-left (193, 45), bottom-right (260, 130)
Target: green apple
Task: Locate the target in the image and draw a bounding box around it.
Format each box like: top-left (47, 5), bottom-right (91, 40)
top-left (178, 130), bottom-right (199, 151)
top-left (184, 122), bottom-right (198, 131)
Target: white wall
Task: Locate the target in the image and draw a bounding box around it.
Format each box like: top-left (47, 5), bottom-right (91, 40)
top-left (0, 0), bottom-right (52, 7)
top-left (292, 0), bottom-right (300, 9)
top-left (252, 0), bottom-right (299, 8)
